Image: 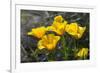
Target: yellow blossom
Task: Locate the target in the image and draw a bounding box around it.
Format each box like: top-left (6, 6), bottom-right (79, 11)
top-left (47, 22), bottom-right (66, 35)
top-left (38, 34), bottom-right (60, 50)
top-left (76, 48), bottom-right (89, 59)
top-left (65, 23), bottom-right (86, 39)
top-left (47, 15), bottom-right (67, 35)
top-left (54, 15), bottom-right (63, 22)
top-left (27, 26), bottom-right (46, 38)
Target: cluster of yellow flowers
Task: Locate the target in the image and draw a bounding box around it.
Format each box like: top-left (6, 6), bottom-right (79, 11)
top-left (27, 15), bottom-right (88, 58)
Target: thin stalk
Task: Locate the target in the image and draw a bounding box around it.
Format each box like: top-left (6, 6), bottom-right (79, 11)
top-left (74, 39), bottom-right (77, 49)
top-left (61, 35), bottom-right (68, 60)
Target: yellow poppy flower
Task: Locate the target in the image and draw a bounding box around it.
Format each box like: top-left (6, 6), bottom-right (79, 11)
top-left (47, 21), bottom-right (66, 35)
top-left (76, 48), bottom-right (89, 59)
top-left (38, 34), bottom-right (60, 50)
top-left (54, 15), bottom-right (63, 23)
top-left (27, 26), bottom-right (46, 39)
top-left (47, 15), bottom-right (67, 35)
top-left (65, 23), bottom-right (86, 39)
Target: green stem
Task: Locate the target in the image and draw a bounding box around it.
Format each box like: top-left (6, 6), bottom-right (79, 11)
top-left (74, 39), bottom-right (77, 49)
top-left (61, 35), bottom-right (68, 60)
top-left (48, 50), bottom-right (55, 61)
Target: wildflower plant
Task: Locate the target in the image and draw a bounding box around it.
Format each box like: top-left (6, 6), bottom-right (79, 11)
top-left (21, 10), bottom-right (89, 62)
